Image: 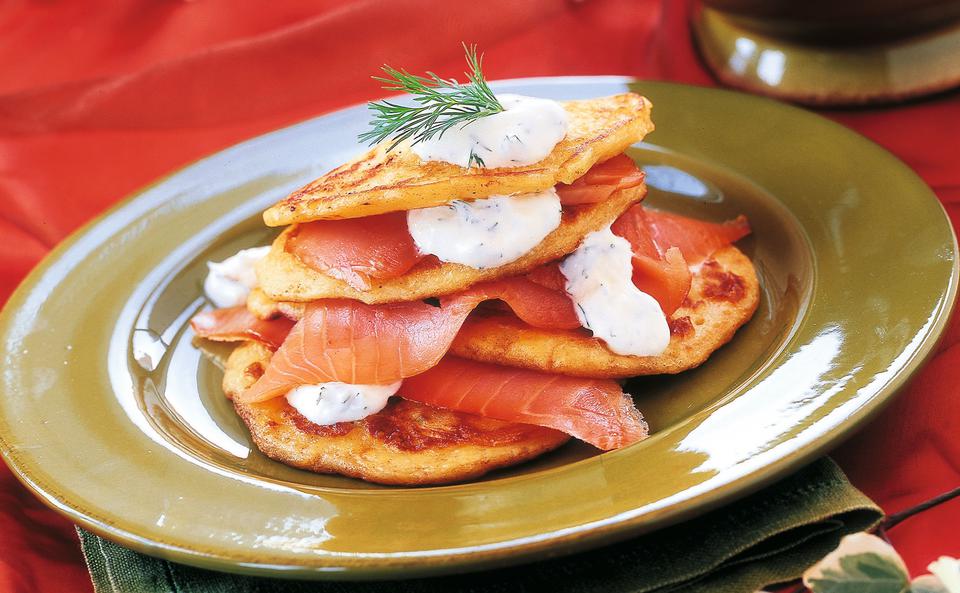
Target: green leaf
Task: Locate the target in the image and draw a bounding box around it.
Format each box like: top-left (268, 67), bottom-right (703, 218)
top-left (807, 552), bottom-right (910, 593)
top-left (358, 42), bottom-right (504, 157)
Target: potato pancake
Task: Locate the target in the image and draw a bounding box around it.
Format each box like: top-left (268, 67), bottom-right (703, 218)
top-left (263, 93), bottom-right (653, 225)
top-left (223, 342), bottom-right (569, 485)
top-left (450, 246), bottom-right (760, 377)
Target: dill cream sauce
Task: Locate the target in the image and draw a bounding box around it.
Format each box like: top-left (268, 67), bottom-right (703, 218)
top-left (286, 381), bottom-right (402, 426)
top-left (560, 227), bottom-right (670, 357)
top-left (411, 94), bottom-right (568, 169)
top-left (407, 189), bottom-right (561, 269)
top-left (203, 246), bottom-right (270, 308)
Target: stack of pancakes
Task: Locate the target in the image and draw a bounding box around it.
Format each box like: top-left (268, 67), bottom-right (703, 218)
top-left (202, 93), bottom-right (759, 485)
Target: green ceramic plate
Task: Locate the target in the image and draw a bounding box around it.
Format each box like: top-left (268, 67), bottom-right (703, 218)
top-left (0, 78), bottom-right (955, 580)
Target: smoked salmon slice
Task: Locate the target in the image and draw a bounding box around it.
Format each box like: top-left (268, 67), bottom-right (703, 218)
top-left (401, 356), bottom-right (648, 450)
top-left (525, 262), bottom-right (568, 292)
top-left (285, 211), bottom-right (426, 290)
top-left (611, 205), bottom-right (750, 315)
top-left (190, 307), bottom-right (294, 350)
top-left (556, 154), bottom-right (645, 205)
top-left (631, 247), bottom-right (691, 316)
top-left (647, 210), bottom-right (750, 265)
top-left (238, 277), bottom-right (581, 404)
top-left (238, 298), bottom-right (477, 402)
top-left (457, 276), bottom-right (581, 330)
top-left (614, 205), bottom-right (751, 265)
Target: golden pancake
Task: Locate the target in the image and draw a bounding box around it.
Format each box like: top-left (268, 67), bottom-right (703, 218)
top-left (256, 184), bottom-right (644, 304)
top-left (449, 246), bottom-right (759, 378)
top-left (246, 286), bottom-right (282, 320)
top-left (263, 93), bottom-right (654, 226)
top-left (246, 246), bottom-right (759, 378)
top-left (223, 341), bottom-right (570, 485)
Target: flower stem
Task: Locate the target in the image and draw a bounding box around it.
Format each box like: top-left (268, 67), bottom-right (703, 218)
top-left (881, 485), bottom-right (960, 531)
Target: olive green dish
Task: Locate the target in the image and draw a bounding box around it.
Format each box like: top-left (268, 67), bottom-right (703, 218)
top-left (0, 78), bottom-right (955, 580)
top-left (692, 5), bottom-right (960, 106)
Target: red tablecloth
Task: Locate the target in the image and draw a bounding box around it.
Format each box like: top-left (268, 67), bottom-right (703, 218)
top-left (0, 2), bottom-right (957, 591)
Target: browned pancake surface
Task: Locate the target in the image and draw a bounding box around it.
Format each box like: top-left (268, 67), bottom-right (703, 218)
top-left (224, 342), bottom-right (569, 485)
top-left (449, 246), bottom-right (760, 378)
top-left (263, 93), bottom-right (653, 225)
top-left (256, 184), bottom-right (644, 304)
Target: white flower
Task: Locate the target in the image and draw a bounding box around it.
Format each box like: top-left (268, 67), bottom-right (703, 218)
top-left (929, 557), bottom-right (960, 593)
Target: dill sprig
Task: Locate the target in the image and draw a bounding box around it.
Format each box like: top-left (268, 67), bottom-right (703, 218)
top-left (358, 43), bottom-right (503, 155)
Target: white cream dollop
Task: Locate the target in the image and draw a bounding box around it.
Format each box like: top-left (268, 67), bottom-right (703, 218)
top-left (559, 226), bottom-right (670, 357)
top-left (407, 189), bottom-right (561, 269)
top-left (286, 380), bottom-right (402, 426)
top-left (411, 94), bottom-right (568, 169)
top-left (203, 246), bottom-right (270, 308)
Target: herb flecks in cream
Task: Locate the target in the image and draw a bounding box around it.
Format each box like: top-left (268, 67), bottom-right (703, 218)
top-left (411, 94), bottom-right (568, 169)
top-left (560, 227), bottom-right (670, 356)
top-left (407, 188), bottom-right (561, 269)
top-left (286, 381), bottom-right (402, 426)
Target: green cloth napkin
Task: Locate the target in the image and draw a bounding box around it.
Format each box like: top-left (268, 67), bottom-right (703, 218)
top-left (78, 458), bottom-right (881, 593)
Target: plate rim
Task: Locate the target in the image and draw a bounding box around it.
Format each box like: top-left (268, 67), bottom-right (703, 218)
top-left (1, 76), bottom-right (956, 579)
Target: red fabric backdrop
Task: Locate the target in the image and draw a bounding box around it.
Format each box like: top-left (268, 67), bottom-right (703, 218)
top-left (0, 1), bottom-right (957, 591)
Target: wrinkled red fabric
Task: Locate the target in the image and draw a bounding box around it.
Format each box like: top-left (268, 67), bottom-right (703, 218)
top-left (0, 1), bottom-right (956, 591)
